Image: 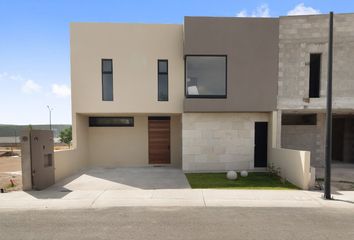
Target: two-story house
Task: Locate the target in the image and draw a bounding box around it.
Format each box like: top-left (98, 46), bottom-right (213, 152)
top-left (67, 17), bottom-right (278, 173)
top-left (54, 13), bottom-right (354, 189)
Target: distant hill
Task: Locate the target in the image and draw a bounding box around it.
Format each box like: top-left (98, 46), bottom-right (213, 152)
top-left (0, 124), bottom-right (71, 138)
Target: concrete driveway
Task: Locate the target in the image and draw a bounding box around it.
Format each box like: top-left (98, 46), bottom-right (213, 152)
top-left (316, 163), bottom-right (354, 191)
top-left (50, 167), bottom-right (191, 191)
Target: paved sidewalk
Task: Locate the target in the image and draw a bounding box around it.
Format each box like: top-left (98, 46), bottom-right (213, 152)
top-left (1, 189), bottom-right (353, 211)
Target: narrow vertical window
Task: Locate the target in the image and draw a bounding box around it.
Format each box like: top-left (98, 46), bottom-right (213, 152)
top-left (102, 59), bottom-right (113, 101)
top-left (158, 60), bottom-right (168, 101)
top-left (309, 53), bottom-right (321, 98)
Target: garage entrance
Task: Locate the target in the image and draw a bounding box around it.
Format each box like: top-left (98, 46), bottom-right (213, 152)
top-left (332, 116), bottom-right (354, 163)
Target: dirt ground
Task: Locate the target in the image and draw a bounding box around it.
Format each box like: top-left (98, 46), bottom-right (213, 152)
top-left (0, 144), bottom-right (68, 192)
top-left (0, 156), bottom-right (22, 192)
top-left (0, 145), bottom-right (69, 153)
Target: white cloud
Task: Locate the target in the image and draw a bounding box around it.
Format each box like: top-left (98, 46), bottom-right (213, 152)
top-left (0, 72), bottom-right (25, 82)
top-left (236, 4), bottom-right (270, 18)
top-left (287, 3), bottom-right (321, 16)
top-left (0, 72), bottom-right (9, 80)
top-left (21, 80), bottom-right (42, 93)
top-left (236, 10), bottom-right (247, 17)
top-left (52, 84), bottom-right (71, 97)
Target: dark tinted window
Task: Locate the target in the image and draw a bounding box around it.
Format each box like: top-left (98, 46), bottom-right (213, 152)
top-left (102, 59), bottom-right (113, 101)
top-left (89, 117), bottom-right (134, 127)
top-left (102, 60), bottom-right (112, 73)
top-left (309, 54), bottom-right (321, 98)
top-left (282, 114), bottom-right (317, 125)
top-left (158, 60), bottom-right (168, 73)
top-left (186, 56), bottom-right (226, 98)
top-left (158, 60), bottom-right (168, 101)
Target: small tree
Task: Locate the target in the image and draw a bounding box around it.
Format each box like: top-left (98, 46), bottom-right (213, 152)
top-left (59, 127), bottom-right (72, 148)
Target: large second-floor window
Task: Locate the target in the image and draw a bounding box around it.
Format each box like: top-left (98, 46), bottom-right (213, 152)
top-left (158, 60), bottom-right (168, 101)
top-left (185, 56), bottom-right (227, 98)
top-left (102, 59), bottom-right (113, 101)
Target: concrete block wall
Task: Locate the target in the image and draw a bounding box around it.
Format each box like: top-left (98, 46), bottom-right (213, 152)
top-left (278, 14), bottom-right (354, 110)
top-left (182, 113), bottom-right (269, 172)
top-left (281, 113), bottom-right (325, 167)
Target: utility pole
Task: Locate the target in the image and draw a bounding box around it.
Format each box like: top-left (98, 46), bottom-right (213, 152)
top-left (14, 129), bottom-right (17, 151)
top-left (47, 105), bottom-right (53, 131)
top-left (324, 12), bottom-right (334, 200)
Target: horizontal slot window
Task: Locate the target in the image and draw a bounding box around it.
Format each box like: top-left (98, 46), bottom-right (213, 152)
top-left (148, 116), bottom-right (171, 121)
top-left (282, 114), bottom-right (317, 125)
top-left (89, 117), bottom-right (134, 127)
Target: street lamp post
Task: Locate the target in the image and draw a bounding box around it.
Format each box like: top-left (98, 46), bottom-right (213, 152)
top-left (324, 12), bottom-right (334, 200)
top-left (46, 105), bottom-right (53, 131)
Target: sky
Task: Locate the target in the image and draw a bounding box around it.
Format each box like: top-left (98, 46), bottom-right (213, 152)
top-left (0, 0), bottom-right (353, 125)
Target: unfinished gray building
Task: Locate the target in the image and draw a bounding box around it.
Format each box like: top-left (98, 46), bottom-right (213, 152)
top-left (278, 13), bottom-right (354, 167)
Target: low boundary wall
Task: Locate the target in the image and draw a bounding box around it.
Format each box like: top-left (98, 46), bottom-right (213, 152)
top-left (54, 149), bottom-right (86, 182)
top-left (269, 148), bottom-right (315, 190)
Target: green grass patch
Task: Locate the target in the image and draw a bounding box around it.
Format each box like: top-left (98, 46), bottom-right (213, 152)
top-left (4, 183), bottom-right (16, 191)
top-left (185, 172), bottom-right (299, 190)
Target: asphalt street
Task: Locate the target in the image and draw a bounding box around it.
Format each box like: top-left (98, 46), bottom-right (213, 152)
top-left (1, 207), bottom-right (354, 240)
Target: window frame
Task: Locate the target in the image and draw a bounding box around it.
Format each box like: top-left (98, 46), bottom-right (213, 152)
top-left (89, 117), bottom-right (134, 127)
top-left (184, 55), bottom-right (227, 99)
top-left (157, 59), bottom-right (169, 101)
top-left (101, 59), bottom-right (113, 101)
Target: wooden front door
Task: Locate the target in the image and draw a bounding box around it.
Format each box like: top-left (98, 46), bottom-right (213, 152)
top-left (148, 117), bottom-right (171, 164)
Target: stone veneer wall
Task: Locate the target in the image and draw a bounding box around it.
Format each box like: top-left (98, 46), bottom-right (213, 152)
top-left (182, 113), bottom-right (269, 172)
top-left (281, 113), bottom-right (325, 167)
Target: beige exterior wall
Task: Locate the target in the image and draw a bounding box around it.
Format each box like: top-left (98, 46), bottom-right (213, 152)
top-left (182, 113), bottom-right (270, 172)
top-left (87, 115), bottom-right (181, 168)
top-left (269, 148), bottom-right (314, 190)
top-left (55, 114), bottom-right (89, 181)
top-left (70, 23), bottom-right (184, 115)
top-left (63, 23), bottom-right (184, 174)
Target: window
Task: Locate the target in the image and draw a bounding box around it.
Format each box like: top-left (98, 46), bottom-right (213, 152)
top-left (158, 60), bottom-right (168, 101)
top-left (185, 56), bottom-right (227, 98)
top-left (282, 114), bottom-right (317, 125)
top-left (148, 116), bottom-right (171, 121)
top-left (102, 59), bottom-right (113, 101)
top-left (89, 117), bottom-right (134, 127)
top-left (309, 53), bottom-right (321, 98)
